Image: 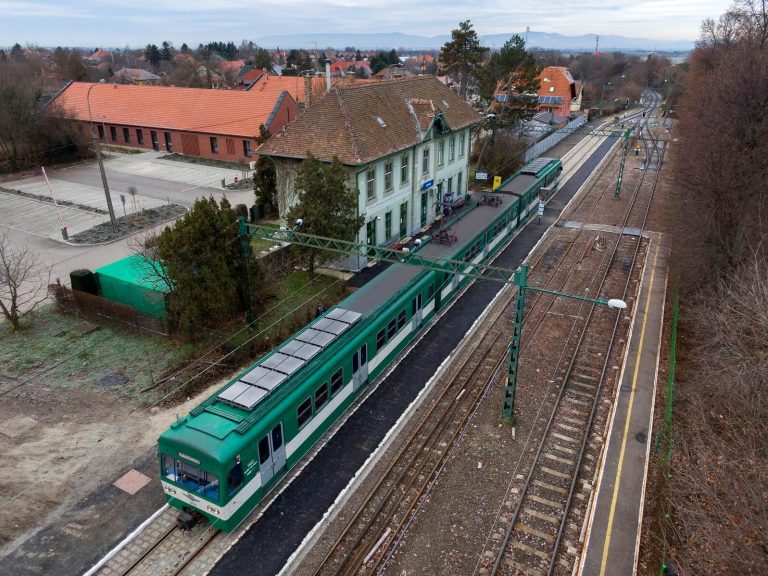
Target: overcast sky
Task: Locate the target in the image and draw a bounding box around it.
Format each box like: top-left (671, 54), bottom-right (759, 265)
top-left (1, 0), bottom-right (733, 48)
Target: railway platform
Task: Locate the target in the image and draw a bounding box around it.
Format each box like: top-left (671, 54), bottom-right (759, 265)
top-left (578, 234), bottom-right (668, 576)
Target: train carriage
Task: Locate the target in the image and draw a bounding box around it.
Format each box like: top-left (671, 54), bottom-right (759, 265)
top-left (158, 157), bottom-right (562, 530)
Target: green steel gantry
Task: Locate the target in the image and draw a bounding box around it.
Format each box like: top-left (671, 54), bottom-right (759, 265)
top-left (239, 219), bottom-right (623, 425)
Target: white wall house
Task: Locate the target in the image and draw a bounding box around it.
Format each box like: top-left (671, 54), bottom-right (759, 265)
top-left (259, 76), bottom-right (482, 270)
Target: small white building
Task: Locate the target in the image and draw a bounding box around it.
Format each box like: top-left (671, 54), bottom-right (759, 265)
top-left (259, 76), bottom-right (482, 266)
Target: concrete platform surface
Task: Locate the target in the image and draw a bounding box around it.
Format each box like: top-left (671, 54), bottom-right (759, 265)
top-left (578, 235), bottom-right (668, 576)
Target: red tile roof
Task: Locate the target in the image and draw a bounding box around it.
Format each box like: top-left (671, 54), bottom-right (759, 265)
top-left (52, 82), bottom-right (295, 138)
top-left (247, 74), bottom-right (326, 104)
top-left (216, 59), bottom-right (245, 74)
top-left (260, 76), bottom-right (482, 166)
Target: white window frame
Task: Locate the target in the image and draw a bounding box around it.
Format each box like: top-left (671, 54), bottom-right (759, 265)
top-left (459, 132), bottom-right (465, 157)
top-left (437, 139), bottom-right (444, 166)
top-left (401, 154), bottom-right (409, 184)
top-left (366, 168), bottom-right (376, 201)
top-left (448, 136), bottom-right (455, 161)
top-left (421, 147), bottom-right (429, 175)
top-left (384, 159), bottom-right (393, 192)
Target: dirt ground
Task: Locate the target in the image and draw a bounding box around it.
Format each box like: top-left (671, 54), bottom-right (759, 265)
top-left (0, 311), bottom-right (218, 559)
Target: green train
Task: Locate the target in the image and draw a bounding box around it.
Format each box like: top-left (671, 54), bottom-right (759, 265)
top-left (158, 157), bottom-right (563, 530)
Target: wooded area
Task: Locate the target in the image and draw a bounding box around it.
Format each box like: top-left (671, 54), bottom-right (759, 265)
top-left (658, 1), bottom-right (768, 572)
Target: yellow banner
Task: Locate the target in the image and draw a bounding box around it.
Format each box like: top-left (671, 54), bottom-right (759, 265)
top-left (492, 175), bottom-right (501, 190)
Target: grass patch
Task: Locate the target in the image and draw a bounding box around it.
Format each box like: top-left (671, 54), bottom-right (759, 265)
top-left (0, 306), bottom-right (186, 404)
top-left (250, 222), bottom-right (281, 253)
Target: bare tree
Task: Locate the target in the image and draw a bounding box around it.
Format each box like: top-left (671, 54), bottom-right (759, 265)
top-left (0, 231), bottom-right (51, 331)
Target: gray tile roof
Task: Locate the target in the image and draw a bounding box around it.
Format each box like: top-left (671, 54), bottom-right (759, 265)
top-left (259, 76), bottom-right (482, 166)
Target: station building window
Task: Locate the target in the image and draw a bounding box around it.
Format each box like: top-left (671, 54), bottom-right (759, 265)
top-left (422, 147), bottom-right (430, 175)
top-left (400, 154), bottom-right (409, 184)
top-left (210, 136), bottom-right (219, 154)
top-left (449, 136), bottom-right (455, 161)
top-left (243, 140), bottom-right (252, 157)
top-left (123, 127), bottom-right (130, 143)
top-left (384, 160), bottom-right (393, 192)
top-left (97, 125), bottom-right (105, 139)
top-left (109, 126), bottom-right (117, 141)
top-left (366, 168), bottom-right (376, 200)
top-left (161, 453), bottom-right (220, 502)
top-left (136, 129), bottom-right (144, 145)
top-left (459, 132), bottom-right (465, 157)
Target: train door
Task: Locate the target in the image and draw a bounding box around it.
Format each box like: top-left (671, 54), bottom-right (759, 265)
top-left (420, 192), bottom-right (428, 226)
top-left (257, 423), bottom-right (285, 485)
top-left (352, 344), bottom-right (368, 391)
top-left (411, 293), bottom-right (423, 330)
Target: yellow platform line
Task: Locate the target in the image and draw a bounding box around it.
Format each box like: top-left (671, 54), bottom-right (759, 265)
top-left (599, 248), bottom-right (659, 575)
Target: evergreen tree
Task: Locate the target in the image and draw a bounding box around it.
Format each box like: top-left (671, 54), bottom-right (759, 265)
top-left (480, 35), bottom-right (540, 124)
top-left (181, 43), bottom-right (189, 53)
top-left (10, 43), bottom-right (24, 62)
top-left (286, 154), bottom-right (364, 277)
top-left (160, 41), bottom-right (173, 61)
top-left (156, 196), bottom-right (262, 334)
top-left (253, 47), bottom-right (272, 70)
top-left (254, 156), bottom-right (277, 214)
top-left (355, 49), bottom-right (362, 61)
top-left (144, 43), bottom-right (161, 65)
top-left (439, 20), bottom-right (488, 98)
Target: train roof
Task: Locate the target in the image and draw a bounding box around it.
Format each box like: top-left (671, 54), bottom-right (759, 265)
top-left (498, 157), bottom-right (560, 196)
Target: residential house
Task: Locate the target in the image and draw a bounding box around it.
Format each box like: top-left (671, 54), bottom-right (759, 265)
top-left (50, 81), bottom-right (298, 163)
top-left (536, 66), bottom-right (578, 117)
top-left (113, 68), bottom-right (161, 85)
top-left (258, 76), bottom-right (482, 267)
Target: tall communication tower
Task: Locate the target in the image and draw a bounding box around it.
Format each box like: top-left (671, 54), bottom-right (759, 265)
top-left (595, 34), bottom-right (600, 58)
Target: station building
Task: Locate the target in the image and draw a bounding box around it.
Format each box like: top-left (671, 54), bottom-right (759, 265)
top-left (49, 81), bottom-right (299, 164)
top-left (258, 76), bottom-right (483, 259)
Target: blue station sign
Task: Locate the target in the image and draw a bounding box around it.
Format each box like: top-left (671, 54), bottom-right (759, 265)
top-left (420, 179), bottom-right (434, 191)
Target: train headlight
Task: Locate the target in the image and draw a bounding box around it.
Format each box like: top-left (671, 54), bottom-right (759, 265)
top-left (206, 506), bottom-right (220, 515)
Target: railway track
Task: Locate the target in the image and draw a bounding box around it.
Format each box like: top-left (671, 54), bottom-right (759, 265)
top-left (473, 92), bottom-right (666, 576)
top-left (310, 277), bottom-right (519, 575)
top-left (93, 509), bottom-right (218, 576)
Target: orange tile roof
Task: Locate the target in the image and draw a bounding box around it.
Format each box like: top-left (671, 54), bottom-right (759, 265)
top-left (247, 75), bottom-right (326, 104)
top-left (216, 59), bottom-right (245, 74)
top-left (260, 76), bottom-right (482, 166)
top-left (52, 82), bottom-right (295, 138)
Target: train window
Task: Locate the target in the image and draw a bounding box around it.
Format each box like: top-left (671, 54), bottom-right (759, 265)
top-left (315, 383), bottom-right (329, 411)
top-left (258, 437), bottom-right (270, 464)
top-left (376, 329), bottom-right (386, 349)
top-left (330, 368), bottom-right (344, 396)
top-left (227, 458), bottom-right (244, 495)
top-left (397, 310), bottom-right (406, 329)
top-left (271, 424), bottom-right (283, 450)
top-left (428, 285), bottom-right (434, 300)
top-left (353, 352), bottom-right (359, 373)
top-left (297, 398), bottom-right (313, 429)
top-left (387, 318), bottom-right (397, 339)
top-left (161, 453), bottom-right (220, 502)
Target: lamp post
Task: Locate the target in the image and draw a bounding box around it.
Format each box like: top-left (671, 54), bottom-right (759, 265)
top-left (501, 263), bottom-right (627, 424)
top-left (599, 81), bottom-right (611, 116)
top-left (86, 83), bottom-right (118, 232)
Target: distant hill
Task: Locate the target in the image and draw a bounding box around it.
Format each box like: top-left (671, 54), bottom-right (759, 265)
top-left (255, 31), bottom-right (694, 53)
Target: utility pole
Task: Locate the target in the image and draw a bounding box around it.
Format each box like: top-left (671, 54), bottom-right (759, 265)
top-left (615, 127), bottom-right (633, 199)
top-left (87, 83), bottom-right (118, 233)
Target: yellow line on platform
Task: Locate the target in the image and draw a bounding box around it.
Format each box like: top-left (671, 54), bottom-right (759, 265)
top-left (599, 248), bottom-right (659, 576)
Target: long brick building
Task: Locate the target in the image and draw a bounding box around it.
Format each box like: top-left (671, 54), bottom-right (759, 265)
top-left (50, 81), bottom-right (299, 164)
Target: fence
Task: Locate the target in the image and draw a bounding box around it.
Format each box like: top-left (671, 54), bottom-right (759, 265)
top-left (654, 292), bottom-right (679, 575)
top-left (522, 115), bottom-right (587, 163)
top-left (49, 281), bottom-right (169, 335)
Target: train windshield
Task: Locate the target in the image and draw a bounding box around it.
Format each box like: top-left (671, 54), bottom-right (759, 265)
top-left (161, 453), bottom-right (220, 503)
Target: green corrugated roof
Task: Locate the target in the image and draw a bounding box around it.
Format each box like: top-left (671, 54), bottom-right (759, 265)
top-left (95, 254), bottom-right (170, 293)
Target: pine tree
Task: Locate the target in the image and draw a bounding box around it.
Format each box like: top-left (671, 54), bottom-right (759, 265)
top-left (286, 155), bottom-right (364, 277)
top-left (439, 20), bottom-right (488, 98)
top-left (480, 35), bottom-right (540, 124)
top-left (156, 197), bottom-right (262, 334)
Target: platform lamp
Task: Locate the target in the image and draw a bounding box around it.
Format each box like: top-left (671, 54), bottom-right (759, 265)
top-left (502, 263), bottom-right (627, 425)
top-left (86, 82), bottom-right (118, 233)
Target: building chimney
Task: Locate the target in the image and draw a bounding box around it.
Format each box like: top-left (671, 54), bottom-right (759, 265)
top-left (325, 62), bottom-right (331, 92)
top-left (304, 75), bottom-right (312, 108)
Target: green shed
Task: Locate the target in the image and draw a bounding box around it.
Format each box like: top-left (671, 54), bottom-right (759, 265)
top-left (94, 255), bottom-right (170, 318)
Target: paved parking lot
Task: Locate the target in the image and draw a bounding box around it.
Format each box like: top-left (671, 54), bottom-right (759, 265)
top-left (0, 151), bottom-right (254, 242)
